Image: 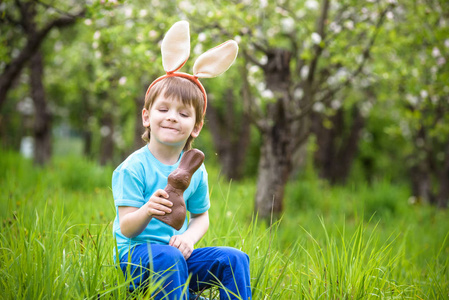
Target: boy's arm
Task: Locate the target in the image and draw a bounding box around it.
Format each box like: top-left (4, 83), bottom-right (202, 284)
top-left (169, 211), bottom-right (209, 259)
top-left (118, 189), bottom-right (173, 238)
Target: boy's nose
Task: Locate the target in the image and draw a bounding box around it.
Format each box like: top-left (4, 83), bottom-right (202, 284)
top-left (166, 110), bottom-right (178, 122)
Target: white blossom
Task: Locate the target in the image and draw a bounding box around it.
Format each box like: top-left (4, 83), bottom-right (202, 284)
top-left (113, 131), bottom-right (125, 148)
top-left (406, 94), bottom-right (418, 106)
top-left (311, 32), bottom-right (322, 44)
top-left (84, 19), bottom-right (92, 26)
top-left (261, 89), bottom-right (274, 99)
top-left (420, 90), bottom-right (428, 98)
top-left (432, 47), bottom-right (441, 57)
top-left (344, 20), bottom-right (354, 30)
top-left (124, 7), bottom-right (133, 17)
top-left (94, 31), bottom-right (101, 40)
top-left (198, 32), bottom-right (207, 42)
top-left (149, 30), bottom-right (157, 38)
top-left (294, 88), bottom-right (304, 100)
top-left (296, 9), bottom-right (306, 18)
top-left (193, 44), bottom-right (203, 55)
top-left (256, 82), bottom-right (266, 93)
top-left (281, 18), bottom-right (295, 33)
top-left (360, 101), bottom-right (372, 117)
top-left (386, 11), bottom-right (394, 20)
top-left (54, 41), bottom-right (63, 52)
top-left (301, 65), bottom-right (309, 79)
top-left (17, 97), bottom-right (34, 115)
top-left (139, 9), bottom-right (147, 17)
top-left (329, 22), bottom-right (342, 34)
top-left (119, 77), bottom-right (127, 85)
top-left (249, 65), bottom-right (260, 75)
top-left (100, 126), bottom-right (111, 137)
top-left (312, 102), bottom-right (325, 112)
top-left (305, 0), bottom-right (319, 10)
top-left (331, 99), bottom-right (341, 110)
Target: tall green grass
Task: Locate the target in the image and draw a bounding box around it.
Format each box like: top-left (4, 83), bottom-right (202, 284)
top-left (0, 150), bottom-right (448, 299)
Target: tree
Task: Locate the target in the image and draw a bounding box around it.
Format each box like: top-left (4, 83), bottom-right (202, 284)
top-left (376, 0), bottom-right (449, 208)
top-left (0, 0), bottom-right (85, 164)
top-left (205, 60), bottom-right (252, 180)
top-left (184, 0), bottom-right (394, 218)
top-left (0, 0), bottom-right (85, 110)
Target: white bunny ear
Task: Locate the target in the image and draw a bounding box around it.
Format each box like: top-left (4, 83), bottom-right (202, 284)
top-left (161, 21), bottom-right (190, 73)
top-left (193, 40), bottom-right (239, 78)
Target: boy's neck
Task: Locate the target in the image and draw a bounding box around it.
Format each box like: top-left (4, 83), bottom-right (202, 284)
top-left (147, 141), bottom-right (183, 165)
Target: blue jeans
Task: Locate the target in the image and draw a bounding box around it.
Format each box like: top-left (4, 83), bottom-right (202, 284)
top-left (120, 244), bottom-right (252, 300)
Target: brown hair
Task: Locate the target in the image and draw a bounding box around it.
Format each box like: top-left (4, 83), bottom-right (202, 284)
top-left (141, 76), bottom-right (205, 151)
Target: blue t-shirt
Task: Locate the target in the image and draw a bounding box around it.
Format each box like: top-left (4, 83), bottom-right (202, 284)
top-left (112, 145), bottom-right (210, 261)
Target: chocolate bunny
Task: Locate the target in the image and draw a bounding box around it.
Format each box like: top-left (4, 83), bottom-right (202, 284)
top-left (154, 149), bottom-right (205, 230)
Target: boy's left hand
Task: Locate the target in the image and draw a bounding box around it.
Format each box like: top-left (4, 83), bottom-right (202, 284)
top-left (169, 234), bottom-right (194, 260)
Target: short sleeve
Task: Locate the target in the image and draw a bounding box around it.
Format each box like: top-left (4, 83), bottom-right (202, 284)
top-left (112, 166), bottom-right (146, 208)
top-left (186, 166), bottom-right (210, 214)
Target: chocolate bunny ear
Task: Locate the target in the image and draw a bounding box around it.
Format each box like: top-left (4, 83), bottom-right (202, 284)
top-left (161, 21), bottom-right (190, 73)
top-left (193, 40), bottom-right (239, 78)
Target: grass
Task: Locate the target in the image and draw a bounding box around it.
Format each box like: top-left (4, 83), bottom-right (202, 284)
top-left (0, 150), bottom-right (448, 299)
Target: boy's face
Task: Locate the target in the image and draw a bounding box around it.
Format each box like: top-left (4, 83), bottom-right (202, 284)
top-left (142, 94), bottom-right (202, 148)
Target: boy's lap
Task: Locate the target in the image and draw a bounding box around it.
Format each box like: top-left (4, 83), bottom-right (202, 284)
top-left (121, 243), bottom-right (185, 270)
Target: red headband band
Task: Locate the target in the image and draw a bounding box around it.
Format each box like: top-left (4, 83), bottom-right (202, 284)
top-left (145, 72), bottom-right (208, 116)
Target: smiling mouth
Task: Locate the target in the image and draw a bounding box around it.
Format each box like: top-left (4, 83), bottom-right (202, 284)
top-left (162, 126), bottom-right (179, 131)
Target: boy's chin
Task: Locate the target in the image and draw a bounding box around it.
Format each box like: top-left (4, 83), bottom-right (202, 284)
top-left (158, 139), bottom-right (188, 148)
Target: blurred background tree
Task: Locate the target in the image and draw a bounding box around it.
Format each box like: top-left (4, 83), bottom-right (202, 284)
top-left (1, 0), bottom-right (448, 214)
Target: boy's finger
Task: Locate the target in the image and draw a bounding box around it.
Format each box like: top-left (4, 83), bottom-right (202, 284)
top-left (154, 203), bottom-right (172, 213)
top-left (156, 189), bottom-right (169, 199)
top-left (169, 236), bottom-right (179, 247)
top-left (153, 197), bottom-right (173, 207)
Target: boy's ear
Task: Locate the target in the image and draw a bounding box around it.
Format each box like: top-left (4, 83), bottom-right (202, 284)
top-left (190, 121), bottom-right (203, 138)
top-left (142, 108), bottom-right (150, 127)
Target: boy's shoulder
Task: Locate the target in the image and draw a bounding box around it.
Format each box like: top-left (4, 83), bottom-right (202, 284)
top-left (115, 146), bottom-right (149, 173)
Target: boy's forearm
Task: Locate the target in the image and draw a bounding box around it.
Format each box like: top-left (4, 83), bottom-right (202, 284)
top-left (119, 205), bottom-right (153, 238)
top-left (183, 211), bottom-right (209, 244)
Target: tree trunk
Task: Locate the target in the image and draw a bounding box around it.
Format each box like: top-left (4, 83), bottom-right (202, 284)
top-left (30, 51), bottom-right (52, 165)
top-left (255, 127), bottom-right (293, 219)
top-left (312, 105), bottom-right (365, 184)
top-left (99, 112), bottom-right (114, 165)
top-left (133, 92), bottom-right (145, 150)
top-left (254, 48), bottom-right (295, 219)
top-left (436, 142), bottom-right (449, 208)
top-left (207, 89), bottom-right (250, 180)
top-left (410, 162), bottom-right (433, 204)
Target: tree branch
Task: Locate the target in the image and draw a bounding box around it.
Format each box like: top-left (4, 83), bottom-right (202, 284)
top-left (0, 6), bottom-right (85, 109)
top-left (306, 0), bottom-right (330, 85)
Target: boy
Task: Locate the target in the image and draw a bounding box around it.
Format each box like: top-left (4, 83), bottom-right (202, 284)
top-left (112, 30), bottom-right (252, 298)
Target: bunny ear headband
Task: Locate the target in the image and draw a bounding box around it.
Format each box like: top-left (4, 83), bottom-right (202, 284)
top-left (146, 21), bottom-right (239, 115)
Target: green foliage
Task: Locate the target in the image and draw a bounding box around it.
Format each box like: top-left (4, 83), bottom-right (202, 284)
top-left (1, 151), bottom-right (448, 299)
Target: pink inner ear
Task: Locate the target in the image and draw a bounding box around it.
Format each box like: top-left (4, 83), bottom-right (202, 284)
top-left (161, 21), bottom-right (191, 73)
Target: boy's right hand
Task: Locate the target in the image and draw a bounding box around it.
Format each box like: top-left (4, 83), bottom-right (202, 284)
top-left (147, 189), bottom-right (173, 216)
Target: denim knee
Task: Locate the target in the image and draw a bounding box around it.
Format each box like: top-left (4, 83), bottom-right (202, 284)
top-left (218, 247), bottom-right (250, 266)
top-left (152, 245), bottom-right (187, 273)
